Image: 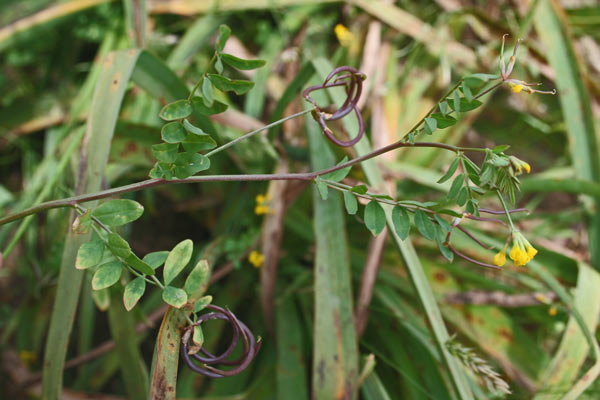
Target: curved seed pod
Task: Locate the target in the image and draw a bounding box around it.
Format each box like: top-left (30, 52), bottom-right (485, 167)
top-left (180, 304), bottom-right (260, 378)
top-left (302, 66), bottom-right (367, 147)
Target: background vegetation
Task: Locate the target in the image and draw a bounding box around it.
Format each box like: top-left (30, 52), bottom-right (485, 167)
top-left (1, 0), bottom-right (600, 399)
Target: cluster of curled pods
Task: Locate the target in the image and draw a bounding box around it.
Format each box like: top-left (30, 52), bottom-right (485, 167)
top-left (303, 66), bottom-right (366, 147)
top-left (180, 305), bottom-right (261, 377)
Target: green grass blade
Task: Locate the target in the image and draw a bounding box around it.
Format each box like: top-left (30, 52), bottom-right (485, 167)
top-left (306, 103), bottom-right (359, 399)
top-left (0, 0), bottom-right (113, 51)
top-left (149, 307), bottom-right (188, 400)
top-left (312, 57), bottom-right (474, 400)
top-left (276, 294), bottom-right (309, 400)
top-left (41, 49), bottom-right (141, 400)
top-left (533, 262), bottom-right (600, 400)
top-left (349, 0), bottom-right (476, 67)
top-left (123, 0), bottom-right (146, 48)
top-left (534, 0), bottom-right (600, 265)
top-left (167, 15), bottom-right (223, 70)
top-left (107, 288), bottom-right (149, 400)
top-left (521, 177), bottom-right (600, 197)
top-left (360, 370), bottom-right (393, 400)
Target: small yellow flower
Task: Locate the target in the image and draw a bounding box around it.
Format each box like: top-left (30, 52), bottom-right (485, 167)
top-left (255, 193), bottom-right (272, 215)
top-left (509, 156), bottom-right (531, 176)
top-left (254, 205), bottom-right (271, 215)
top-left (509, 83), bottom-right (523, 93)
top-left (548, 306), bottom-right (557, 317)
top-left (509, 245), bottom-right (528, 266)
top-left (248, 250), bottom-right (264, 268)
top-left (509, 232), bottom-right (538, 266)
top-left (526, 244), bottom-right (537, 258)
top-left (493, 250), bottom-right (506, 267)
top-left (255, 194), bottom-right (270, 204)
top-left (334, 24), bottom-right (355, 47)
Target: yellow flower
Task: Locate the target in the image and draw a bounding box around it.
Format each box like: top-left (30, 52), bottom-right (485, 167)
top-left (548, 306), bottom-right (557, 317)
top-left (509, 232), bottom-right (538, 266)
top-left (509, 83), bottom-right (523, 93)
top-left (509, 156), bottom-right (531, 176)
top-left (254, 205), bottom-right (271, 215)
top-left (255, 193), bottom-right (272, 215)
top-left (493, 250), bottom-right (506, 267)
top-left (334, 24), bottom-right (355, 47)
top-left (255, 194), bottom-right (270, 204)
top-left (526, 244), bottom-right (537, 258)
top-left (248, 250), bottom-right (264, 268)
top-left (509, 245), bottom-right (528, 266)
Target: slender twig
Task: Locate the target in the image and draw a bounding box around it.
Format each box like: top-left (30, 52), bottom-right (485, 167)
top-left (479, 207), bottom-right (528, 215)
top-left (496, 191), bottom-right (516, 231)
top-left (456, 225), bottom-right (493, 250)
top-left (447, 242), bottom-right (501, 270)
top-left (0, 141), bottom-right (481, 226)
top-left (188, 52), bottom-right (217, 101)
top-left (401, 80), bottom-right (502, 142)
top-left (402, 79), bottom-right (464, 139)
top-left (204, 108), bottom-right (315, 157)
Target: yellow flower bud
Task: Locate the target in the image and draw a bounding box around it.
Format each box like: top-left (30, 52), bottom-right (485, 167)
top-left (523, 162), bottom-right (531, 173)
top-left (548, 306), bottom-right (557, 317)
top-left (493, 251), bottom-right (506, 267)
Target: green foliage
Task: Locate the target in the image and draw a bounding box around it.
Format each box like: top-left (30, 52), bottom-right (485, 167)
top-left (92, 261), bottom-right (123, 290)
top-left (364, 200), bottom-right (386, 236)
top-left (162, 286), bottom-right (188, 308)
top-left (2, 6), bottom-right (600, 400)
top-left (76, 240), bottom-right (105, 270)
top-left (123, 276), bottom-right (146, 311)
top-left (159, 100), bottom-right (193, 121)
top-left (164, 239), bottom-right (193, 285)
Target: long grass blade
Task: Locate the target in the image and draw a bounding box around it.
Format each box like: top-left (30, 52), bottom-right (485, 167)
top-left (534, 0), bottom-right (600, 265)
top-left (107, 289), bottom-right (149, 400)
top-left (41, 49), bottom-right (142, 399)
top-left (306, 101), bottom-right (359, 399)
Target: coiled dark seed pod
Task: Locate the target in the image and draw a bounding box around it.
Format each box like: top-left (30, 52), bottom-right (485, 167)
top-left (180, 304), bottom-right (261, 378)
top-left (303, 66), bottom-right (366, 147)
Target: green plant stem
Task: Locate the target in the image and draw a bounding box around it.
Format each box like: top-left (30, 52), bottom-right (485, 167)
top-left (401, 80), bottom-right (503, 142)
top-left (150, 275), bottom-right (165, 289)
top-left (403, 79), bottom-right (463, 138)
top-left (187, 52), bottom-right (217, 101)
top-left (496, 191), bottom-right (516, 231)
top-left (204, 107), bottom-right (316, 157)
top-left (75, 205), bottom-right (163, 287)
top-left (324, 179), bottom-right (437, 215)
top-left (0, 141), bottom-right (484, 226)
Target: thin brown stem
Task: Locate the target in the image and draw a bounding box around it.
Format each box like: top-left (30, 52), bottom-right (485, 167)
top-left (0, 142), bottom-right (468, 226)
